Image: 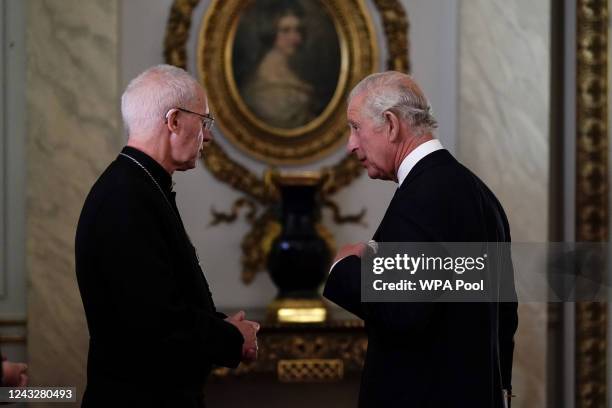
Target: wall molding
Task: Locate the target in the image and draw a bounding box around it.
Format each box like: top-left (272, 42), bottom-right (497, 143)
top-left (574, 0), bottom-right (609, 407)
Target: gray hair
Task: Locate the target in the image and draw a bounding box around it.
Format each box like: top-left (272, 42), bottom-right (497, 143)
top-left (349, 71), bottom-right (438, 136)
top-left (121, 64), bottom-right (201, 134)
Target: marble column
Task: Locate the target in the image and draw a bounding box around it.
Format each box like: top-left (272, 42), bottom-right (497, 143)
top-left (459, 0), bottom-right (550, 407)
top-left (26, 0), bottom-right (121, 404)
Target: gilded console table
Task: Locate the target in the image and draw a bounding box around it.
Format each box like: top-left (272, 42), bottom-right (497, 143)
top-left (213, 308), bottom-right (367, 383)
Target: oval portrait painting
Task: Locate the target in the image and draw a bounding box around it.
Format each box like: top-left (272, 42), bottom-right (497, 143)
top-left (231, 0), bottom-right (342, 130)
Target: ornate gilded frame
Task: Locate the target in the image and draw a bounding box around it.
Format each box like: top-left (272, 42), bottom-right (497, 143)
top-left (164, 0), bottom-right (409, 200)
top-left (198, 0), bottom-right (377, 164)
top-left (575, 0), bottom-right (609, 406)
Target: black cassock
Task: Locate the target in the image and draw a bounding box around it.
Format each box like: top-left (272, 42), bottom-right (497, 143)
top-left (324, 149), bottom-right (518, 408)
top-left (76, 146), bottom-right (243, 407)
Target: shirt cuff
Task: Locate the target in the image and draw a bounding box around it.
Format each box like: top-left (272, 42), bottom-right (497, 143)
top-left (329, 257), bottom-right (347, 273)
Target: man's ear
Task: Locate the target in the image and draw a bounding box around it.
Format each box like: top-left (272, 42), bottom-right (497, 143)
top-left (165, 108), bottom-right (180, 133)
top-left (383, 110), bottom-right (400, 143)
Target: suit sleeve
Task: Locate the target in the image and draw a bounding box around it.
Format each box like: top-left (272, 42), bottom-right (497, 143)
top-left (323, 255), bottom-right (365, 319)
top-left (492, 204), bottom-right (518, 392)
top-left (499, 301), bottom-right (518, 391)
top-left (325, 210), bottom-right (438, 335)
top-left (94, 196), bottom-right (243, 369)
top-left (499, 230), bottom-right (518, 391)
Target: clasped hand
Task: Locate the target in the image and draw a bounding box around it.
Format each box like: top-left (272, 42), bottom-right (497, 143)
top-left (225, 311), bottom-right (260, 362)
top-left (2, 355), bottom-right (28, 387)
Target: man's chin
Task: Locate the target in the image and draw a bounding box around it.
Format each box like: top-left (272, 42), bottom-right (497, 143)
top-left (177, 160), bottom-right (197, 172)
top-left (366, 168), bottom-right (381, 180)
top-left (367, 169), bottom-right (393, 181)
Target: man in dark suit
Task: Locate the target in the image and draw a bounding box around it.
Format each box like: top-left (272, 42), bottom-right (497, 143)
top-left (75, 65), bottom-right (259, 407)
top-left (323, 71), bottom-right (518, 407)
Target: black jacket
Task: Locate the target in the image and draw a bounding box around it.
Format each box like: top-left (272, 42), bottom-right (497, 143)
top-left (324, 149), bottom-right (518, 407)
top-left (75, 146), bottom-right (243, 407)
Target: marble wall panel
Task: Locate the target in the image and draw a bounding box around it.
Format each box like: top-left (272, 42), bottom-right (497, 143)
top-left (459, 1), bottom-right (550, 407)
top-left (25, 0), bottom-right (121, 403)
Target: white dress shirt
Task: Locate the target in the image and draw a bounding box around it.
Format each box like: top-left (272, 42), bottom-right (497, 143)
top-left (396, 138), bottom-right (444, 186)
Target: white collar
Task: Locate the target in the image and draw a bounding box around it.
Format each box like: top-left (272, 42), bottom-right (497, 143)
top-left (397, 139), bottom-right (444, 186)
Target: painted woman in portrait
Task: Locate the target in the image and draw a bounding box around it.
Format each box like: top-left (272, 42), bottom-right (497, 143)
top-left (240, 2), bottom-right (316, 129)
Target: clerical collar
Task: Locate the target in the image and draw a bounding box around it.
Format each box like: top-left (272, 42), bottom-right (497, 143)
top-left (397, 139), bottom-right (444, 186)
top-left (120, 146), bottom-right (173, 194)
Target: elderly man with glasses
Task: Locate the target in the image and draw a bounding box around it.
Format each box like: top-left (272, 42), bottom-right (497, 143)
top-left (75, 64), bottom-right (259, 407)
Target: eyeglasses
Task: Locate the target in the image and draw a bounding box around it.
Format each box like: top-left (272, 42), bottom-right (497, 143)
top-left (166, 107), bottom-right (215, 131)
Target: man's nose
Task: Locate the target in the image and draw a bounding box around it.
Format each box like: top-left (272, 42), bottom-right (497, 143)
top-left (346, 134), bottom-right (358, 155)
top-left (202, 128), bottom-right (213, 142)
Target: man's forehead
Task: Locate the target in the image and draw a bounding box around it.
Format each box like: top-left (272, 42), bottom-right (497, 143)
top-left (347, 92), bottom-right (367, 119)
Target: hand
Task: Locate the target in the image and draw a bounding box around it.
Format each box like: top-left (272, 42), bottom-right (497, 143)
top-left (333, 242), bottom-right (368, 263)
top-left (2, 361), bottom-right (28, 387)
top-left (225, 311), bottom-right (260, 362)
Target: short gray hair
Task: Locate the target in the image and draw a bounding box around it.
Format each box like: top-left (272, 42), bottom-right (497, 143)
top-left (349, 71), bottom-right (438, 136)
top-left (121, 64), bottom-right (201, 134)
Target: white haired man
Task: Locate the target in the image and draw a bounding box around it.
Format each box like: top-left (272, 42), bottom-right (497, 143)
top-left (75, 65), bottom-right (259, 407)
top-left (323, 71), bottom-right (518, 408)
